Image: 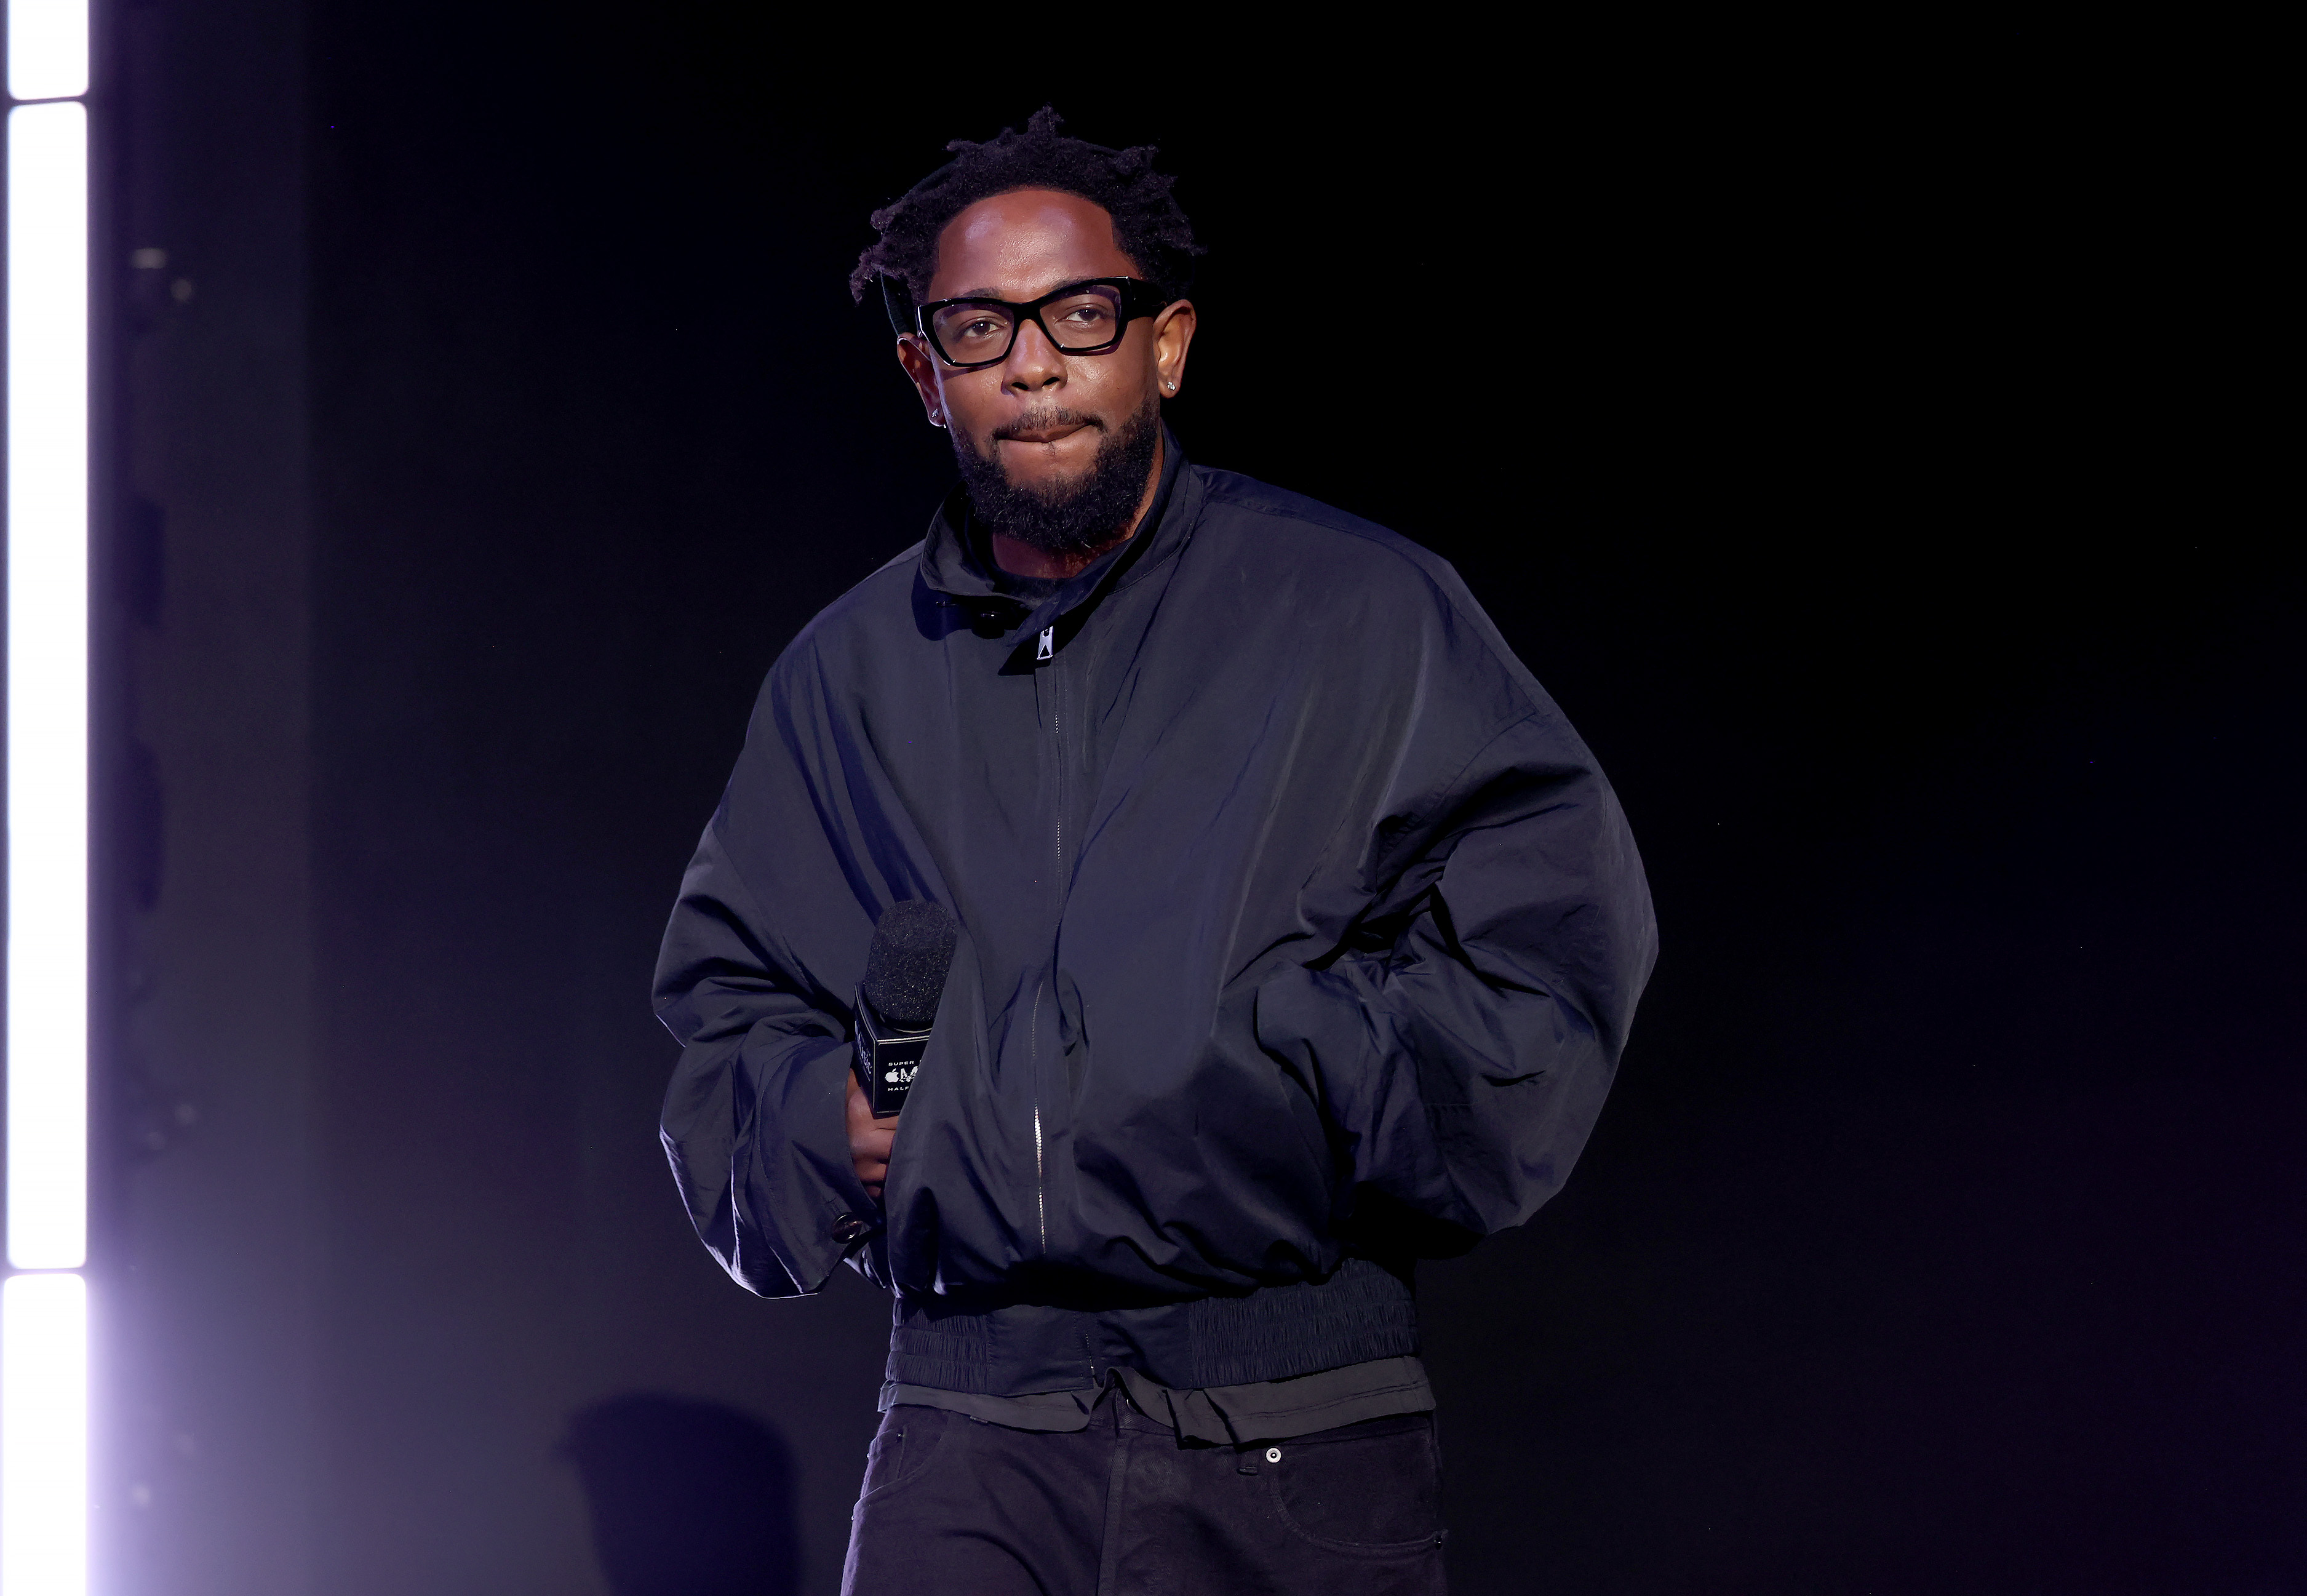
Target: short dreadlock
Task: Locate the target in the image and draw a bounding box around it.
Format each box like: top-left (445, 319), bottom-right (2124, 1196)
top-left (850, 107), bottom-right (1203, 324)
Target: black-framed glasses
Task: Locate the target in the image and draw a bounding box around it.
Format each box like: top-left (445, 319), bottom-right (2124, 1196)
top-left (914, 277), bottom-right (1171, 370)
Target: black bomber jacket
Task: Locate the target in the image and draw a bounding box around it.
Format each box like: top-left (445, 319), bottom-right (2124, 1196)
top-left (654, 437), bottom-right (1657, 1395)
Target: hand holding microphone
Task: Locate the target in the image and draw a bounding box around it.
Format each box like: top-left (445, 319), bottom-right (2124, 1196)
top-left (847, 901), bottom-right (957, 1200)
top-left (846, 1072), bottom-right (896, 1200)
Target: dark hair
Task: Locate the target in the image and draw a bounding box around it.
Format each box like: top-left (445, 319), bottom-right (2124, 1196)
top-left (849, 107), bottom-right (1202, 317)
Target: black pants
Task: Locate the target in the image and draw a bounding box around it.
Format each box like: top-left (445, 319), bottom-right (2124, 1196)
top-left (840, 1394), bottom-right (1448, 1595)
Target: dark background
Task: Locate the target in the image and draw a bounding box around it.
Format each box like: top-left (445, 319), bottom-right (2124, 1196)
top-left (84, 4), bottom-right (2298, 1593)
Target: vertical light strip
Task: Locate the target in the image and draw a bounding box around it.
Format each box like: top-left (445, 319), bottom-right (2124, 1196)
top-left (6, 98), bottom-right (90, 1274)
top-left (1, 1275), bottom-right (87, 1596)
top-left (7, 0), bottom-right (90, 102)
top-left (4, 0), bottom-right (94, 1584)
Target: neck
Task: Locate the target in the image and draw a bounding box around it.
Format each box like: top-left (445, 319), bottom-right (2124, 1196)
top-left (990, 431), bottom-right (1165, 581)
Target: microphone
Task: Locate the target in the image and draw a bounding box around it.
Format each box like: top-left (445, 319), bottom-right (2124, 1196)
top-left (853, 901), bottom-right (957, 1119)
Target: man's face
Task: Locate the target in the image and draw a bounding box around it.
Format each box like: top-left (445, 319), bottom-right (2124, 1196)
top-left (896, 189), bottom-right (1194, 527)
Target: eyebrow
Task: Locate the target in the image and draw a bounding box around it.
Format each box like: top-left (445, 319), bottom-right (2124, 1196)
top-left (940, 276), bottom-right (1106, 303)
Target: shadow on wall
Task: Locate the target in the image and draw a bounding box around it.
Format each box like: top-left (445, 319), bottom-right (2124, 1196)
top-left (561, 1394), bottom-right (801, 1596)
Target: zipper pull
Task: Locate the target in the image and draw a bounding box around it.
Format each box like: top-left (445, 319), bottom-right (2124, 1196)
top-left (1036, 626), bottom-right (1054, 662)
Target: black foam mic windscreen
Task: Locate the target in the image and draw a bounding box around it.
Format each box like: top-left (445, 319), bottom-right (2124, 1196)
top-left (861, 901), bottom-right (957, 1032)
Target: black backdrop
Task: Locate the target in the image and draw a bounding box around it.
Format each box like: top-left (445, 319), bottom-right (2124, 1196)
top-left (102, 9), bottom-right (2299, 1594)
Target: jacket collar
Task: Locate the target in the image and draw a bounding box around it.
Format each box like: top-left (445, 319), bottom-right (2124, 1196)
top-left (917, 425), bottom-right (1198, 643)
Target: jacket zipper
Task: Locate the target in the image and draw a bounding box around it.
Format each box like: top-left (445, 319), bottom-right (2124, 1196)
top-left (1048, 628), bottom-right (1066, 879)
top-left (1032, 625), bottom-right (1062, 1257)
top-left (1029, 987), bottom-right (1046, 1257)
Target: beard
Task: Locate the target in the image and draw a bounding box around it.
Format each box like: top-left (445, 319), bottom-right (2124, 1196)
top-left (952, 397), bottom-right (1161, 560)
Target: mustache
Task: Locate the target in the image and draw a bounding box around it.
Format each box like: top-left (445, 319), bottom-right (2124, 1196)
top-left (990, 408), bottom-right (1105, 443)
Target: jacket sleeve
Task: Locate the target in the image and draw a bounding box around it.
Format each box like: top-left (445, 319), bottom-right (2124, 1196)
top-left (653, 818), bottom-right (876, 1298)
top-left (1253, 704), bottom-right (1657, 1248)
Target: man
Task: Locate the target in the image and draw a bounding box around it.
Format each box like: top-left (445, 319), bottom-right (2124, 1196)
top-left (655, 109), bottom-right (1656, 1595)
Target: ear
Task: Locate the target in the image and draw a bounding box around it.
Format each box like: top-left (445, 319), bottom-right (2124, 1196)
top-left (895, 335), bottom-right (949, 428)
top-left (1151, 299), bottom-right (1197, 400)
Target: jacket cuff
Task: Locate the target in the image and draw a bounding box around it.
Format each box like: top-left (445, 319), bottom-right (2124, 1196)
top-left (759, 1034), bottom-right (883, 1294)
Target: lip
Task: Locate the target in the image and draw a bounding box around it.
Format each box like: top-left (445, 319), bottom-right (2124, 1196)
top-left (1000, 423), bottom-right (1090, 446)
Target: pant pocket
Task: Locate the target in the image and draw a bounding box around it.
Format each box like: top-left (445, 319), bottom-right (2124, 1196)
top-left (857, 1406), bottom-right (945, 1505)
top-left (1265, 1413), bottom-right (1445, 1553)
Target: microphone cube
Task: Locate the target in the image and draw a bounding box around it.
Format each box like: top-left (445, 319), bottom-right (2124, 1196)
top-left (853, 996), bottom-right (930, 1119)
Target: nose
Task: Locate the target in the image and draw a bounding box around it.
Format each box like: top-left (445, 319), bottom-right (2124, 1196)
top-left (1001, 315), bottom-right (1066, 394)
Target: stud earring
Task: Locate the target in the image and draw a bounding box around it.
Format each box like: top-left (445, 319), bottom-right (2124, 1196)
top-left (1164, 380), bottom-right (1176, 391)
